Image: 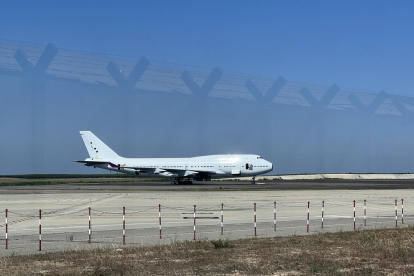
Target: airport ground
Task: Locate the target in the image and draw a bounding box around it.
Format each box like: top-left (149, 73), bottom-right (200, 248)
top-left (1, 227), bottom-right (413, 275)
top-left (1, 178), bottom-right (414, 275)
top-left (2, 177), bottom-right (414, 192)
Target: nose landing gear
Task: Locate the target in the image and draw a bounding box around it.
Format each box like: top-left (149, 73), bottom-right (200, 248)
top-left (173, 177), bottom-right (193, 185)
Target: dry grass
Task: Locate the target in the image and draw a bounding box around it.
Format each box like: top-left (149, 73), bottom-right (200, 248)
top-left (2, 227), bottom-right (414, 275)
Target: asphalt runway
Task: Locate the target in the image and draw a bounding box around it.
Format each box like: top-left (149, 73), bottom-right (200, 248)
top-left (1, 180), bottom-right (414, 256)
top-left (1, 179), bottom-right (414, 193)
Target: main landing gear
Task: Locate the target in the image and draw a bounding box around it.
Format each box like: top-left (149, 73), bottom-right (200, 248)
top-left (173, 177), bottom-right (193, 185)
top-left (251, 176), bottom-right (256, 185)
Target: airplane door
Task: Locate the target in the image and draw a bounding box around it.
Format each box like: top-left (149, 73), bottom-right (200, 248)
top-left (185, 163), bottom-right (188, 170)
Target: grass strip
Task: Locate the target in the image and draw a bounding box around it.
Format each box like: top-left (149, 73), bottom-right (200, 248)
top-left (1, 227), bottom-right (414, 275)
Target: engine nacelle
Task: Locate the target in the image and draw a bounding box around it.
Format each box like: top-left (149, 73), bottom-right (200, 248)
top-left (121, 168), bottom-right (140, 175)
top-left (158, 172), bottom-right (175, 178)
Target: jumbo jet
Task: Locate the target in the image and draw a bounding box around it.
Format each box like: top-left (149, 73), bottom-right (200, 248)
top-left (75, 131), bottom-right (273, 184)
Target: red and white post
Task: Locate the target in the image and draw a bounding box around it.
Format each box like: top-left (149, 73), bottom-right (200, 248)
top-left (307, 201), bottom-right (310, 233)
top-left (254, 203), bottom-right (257, 236)
top-left (395, 199), bottom-right (398, 227)
top-left (159, 204), bottom-right (162, 239)
top-left (88, 207), bottom-right (91, 243)
top-left (274, 201), bottom-right (277, 232)
top-left (193, 205), bottom-right (196, 240)
top-left (353, 200), bottom-right (356, 230)
top-left (123, 207), bottom-right (125, 245)
top-left (221, 203), bottom-right (224, 235)
top-left (5, 209), bottom-right (8, 250)
top-left (401, 199), bottom-right (404, 224)
top-left (321, 201), bottom-right (324, 229)
top-left (39, 209), bottom-right (42, 251)
top-left (364, 199), bottom-right (366, 226)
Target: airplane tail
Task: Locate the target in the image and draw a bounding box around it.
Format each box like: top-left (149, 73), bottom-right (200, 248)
top-left (79, 131), bottom-right (121, 159)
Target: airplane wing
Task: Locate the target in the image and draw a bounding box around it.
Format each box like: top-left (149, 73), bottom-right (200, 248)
top-left (124, 166), bottom-right (225, 177)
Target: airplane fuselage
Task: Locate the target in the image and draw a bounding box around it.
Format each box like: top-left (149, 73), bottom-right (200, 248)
top-left (90, 154), bottom-right (272, 179)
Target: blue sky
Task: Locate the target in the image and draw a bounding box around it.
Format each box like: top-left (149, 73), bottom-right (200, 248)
top-left (1, 1), bottom-right (414, 175)
top-left (1, 0), bottom-right (414, 96)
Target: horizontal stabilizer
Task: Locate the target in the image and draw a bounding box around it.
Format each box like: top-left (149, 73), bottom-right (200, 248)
top-left (74, 160), bottom-right (109, 167)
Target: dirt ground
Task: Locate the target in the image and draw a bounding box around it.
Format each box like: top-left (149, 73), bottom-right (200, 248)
top-left (1, 227), bottom-right (413, 275)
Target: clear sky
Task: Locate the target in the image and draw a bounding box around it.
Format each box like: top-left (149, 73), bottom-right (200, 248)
top-left (1, 1), bottom-right (414, 175)
top-left (1, 0), bottom-right (414, 96)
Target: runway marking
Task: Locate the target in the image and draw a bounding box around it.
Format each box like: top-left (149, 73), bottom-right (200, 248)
top-left (0, 194), bottom-right (123, 228)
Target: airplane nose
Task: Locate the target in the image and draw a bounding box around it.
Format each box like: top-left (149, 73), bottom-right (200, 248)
top-left (267, 162), bottom-right (273, 172)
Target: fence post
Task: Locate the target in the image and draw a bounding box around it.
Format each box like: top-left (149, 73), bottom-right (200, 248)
top-left (395, 199), bottom-right (398, 227)
top-left (353, 200), bottom-right (356, 230)
top-left (254, 203), bottom-right (257, 236)
top-left (159, 204), bottom-right (162, 239)
top-left (321, 201), bottom-right (324, 229)
top-left (364, 199), bottom-right (366, 226)
top-left (88, 207), bottom-right (91, 243)
top-left (401, 199), bottom-right (404, 224)
top-left (274, 201), bottom-right (276, 232)
top-left (5, 209), bottom-right (8, 250)
top-left (123, 207), bottom-right (125, 245)
top-left (307, 201), bottom-right (310, 233)
top-left (39, 209), bottom-right (42, 251)
top-left (221, 203), bottom-right (224, 235)
top-left (193, 205), bottom-right (196, 240)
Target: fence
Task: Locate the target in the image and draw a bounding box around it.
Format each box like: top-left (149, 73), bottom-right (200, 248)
top-left (1, 40), bottom-right (414, 176)
top-left (1, 198), bottom-right (412, 253)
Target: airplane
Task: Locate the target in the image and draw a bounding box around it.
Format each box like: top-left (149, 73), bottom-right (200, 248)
top-left (75, 131), bottom-right (273, 184)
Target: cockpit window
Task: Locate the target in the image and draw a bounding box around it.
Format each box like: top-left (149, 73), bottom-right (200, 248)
top-left (257, 156), bottom-right (262, 159)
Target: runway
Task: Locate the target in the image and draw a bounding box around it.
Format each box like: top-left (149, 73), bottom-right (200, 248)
top-left (0, 180), bottom-right (413, 256)
top-left (1, 179), bottom-right (414, 193)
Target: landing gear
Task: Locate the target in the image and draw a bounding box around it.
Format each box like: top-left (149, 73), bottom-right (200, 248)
top-left (173, 177), bottom-right (193, 185)
top-left (251, 176), bottom-right (256, 185)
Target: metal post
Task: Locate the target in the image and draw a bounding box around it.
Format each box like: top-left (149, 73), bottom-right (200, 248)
top-left (353, 200), bottom-right (356, 230)
top-left (39, 209), bottom-right (42, 251)
top-left (88, 207), bottom-right (91, 243)
top-left (221, 203), bottom-right (224, 235)
top-left (401, 199), bottom-right (404, 224)
top-left (123, 207), bottom-right (125, 245)
top-left (106, 57), bottom-right (150, 154)
top-left (395, 199), bottom-right (398, 227)
top-left (244, 76), bottom-right (286, 160)
top-left (159, 204), bottom-right (162, 239)
top-left (307, 201), bottom-right (310, 233)
top-left (347, 91), bottom-right (387, 172)
top-left (274, 201), bottom-right (276, 232)
top-left (298, 84), bottom-right (340, 173)
top-left (364, 199), bottom-right (366, 226)
top-left (14, 43), bottom-right (58, 174)
top-left (321, 201), bottom-right (324, 229)
top-left (181, 68), bottom-right (223, 155)
top-left (254, 203), bottom-right (257, 236)
top-left (193, 205), bottom-right (196, 240)
top-left (5, 209), bottom-right (8, 250)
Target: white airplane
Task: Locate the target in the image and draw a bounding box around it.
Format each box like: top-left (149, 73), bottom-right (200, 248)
top-left (75, 131), bottom-right (273, 184)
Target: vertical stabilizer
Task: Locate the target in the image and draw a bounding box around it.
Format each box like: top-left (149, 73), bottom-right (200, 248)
top-left (79, 131), bottom-right (121, 159)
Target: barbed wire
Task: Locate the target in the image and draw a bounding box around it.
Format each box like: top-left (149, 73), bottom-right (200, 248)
top-left (0, 38), bottom-right (390, 96)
